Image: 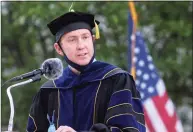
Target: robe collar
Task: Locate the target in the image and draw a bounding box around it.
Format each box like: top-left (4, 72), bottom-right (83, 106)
top-left (54, 61), bottom-right (117, 89)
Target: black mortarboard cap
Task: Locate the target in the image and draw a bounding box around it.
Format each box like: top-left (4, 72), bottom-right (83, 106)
top-left (47, 11), bottom-right (100, 42)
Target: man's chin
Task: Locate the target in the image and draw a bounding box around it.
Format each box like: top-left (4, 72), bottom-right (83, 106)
top-left (76, 60), bottom-right (90, 66)
top-left (77, 62), bottom-right (89, 66)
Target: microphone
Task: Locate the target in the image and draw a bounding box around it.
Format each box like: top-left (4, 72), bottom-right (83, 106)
top-left (41, 58), bottom-right (63, 80)
top-left (5, 58), bottom-right (63, 132)
top-left (10, 58), bottom-right (63, 82)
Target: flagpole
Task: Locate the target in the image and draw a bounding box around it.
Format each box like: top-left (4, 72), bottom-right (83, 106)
top-left (128, 1), bottom-right (138, 80)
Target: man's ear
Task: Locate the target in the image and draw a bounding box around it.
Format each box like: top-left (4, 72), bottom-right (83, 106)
top-left (54, 43), bottom-right (64, 56)
top-left (92, 35), bottom-right (96, 42)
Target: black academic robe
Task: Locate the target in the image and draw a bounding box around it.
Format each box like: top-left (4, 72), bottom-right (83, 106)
top-left (26, 61), bottom-right (146, 132)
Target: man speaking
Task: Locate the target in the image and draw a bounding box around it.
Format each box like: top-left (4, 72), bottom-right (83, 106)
top-left (26, 11), bottom-right (146, 132)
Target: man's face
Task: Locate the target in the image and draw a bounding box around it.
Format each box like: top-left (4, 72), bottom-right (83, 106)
top-left (54, 29), bottom-right (94, 66)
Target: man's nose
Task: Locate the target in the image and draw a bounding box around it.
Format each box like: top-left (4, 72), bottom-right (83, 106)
top-left (76, 38), bottom-right (85, 50)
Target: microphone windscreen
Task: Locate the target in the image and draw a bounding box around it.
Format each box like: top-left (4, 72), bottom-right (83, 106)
top-left (41, 58), bottom-right (63, 80)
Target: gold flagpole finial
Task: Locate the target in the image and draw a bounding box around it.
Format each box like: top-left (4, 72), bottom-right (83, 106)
top-left (128, 1), bottom-right (138, 27)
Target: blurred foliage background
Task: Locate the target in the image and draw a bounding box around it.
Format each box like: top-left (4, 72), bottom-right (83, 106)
top-left (1, 1), bottom-right (192, 132)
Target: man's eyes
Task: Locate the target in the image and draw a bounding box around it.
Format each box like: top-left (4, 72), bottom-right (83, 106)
top-left (83, 36), bottom-right (88, 39)
top-left (67, 35), bottom-right (90, 42)
top-left (83, 35), bottom-right (90, 39)
top-left (68, 38), bottom-right (76, 42)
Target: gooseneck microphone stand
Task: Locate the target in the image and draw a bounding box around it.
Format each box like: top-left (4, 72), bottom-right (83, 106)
top-left (6, 74), bottom-right (41, 132)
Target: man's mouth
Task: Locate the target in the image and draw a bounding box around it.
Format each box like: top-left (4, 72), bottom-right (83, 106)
top-left (78, 53), bottom-right (87, 57)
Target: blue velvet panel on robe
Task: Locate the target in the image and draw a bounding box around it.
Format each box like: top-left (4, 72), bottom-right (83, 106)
top-left (53, 61), bottom-right (117, 130)
top-left (105, 83), bottom-right (146, 132)
top-left (108, 90), bottom-right (144, 114)
top-left (27, 115), bottom-right (36, 131)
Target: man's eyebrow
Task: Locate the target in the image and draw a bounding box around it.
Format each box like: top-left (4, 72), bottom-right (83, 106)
top-left (81, 33), bottom-right (90, 36)
top-left (66, 33), bottom-right (90, 39)
top-left (67, 36), bottom-right (77, 39)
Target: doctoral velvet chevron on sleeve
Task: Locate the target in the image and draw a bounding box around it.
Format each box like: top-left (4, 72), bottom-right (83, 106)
top-left (104, 73), bottom-right (146, 132)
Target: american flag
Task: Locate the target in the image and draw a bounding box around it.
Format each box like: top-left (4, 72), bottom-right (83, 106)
top-left (128, 13), bottom-right (184, 132)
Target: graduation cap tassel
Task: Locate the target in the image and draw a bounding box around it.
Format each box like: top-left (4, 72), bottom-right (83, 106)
top-left (69, 1), bottom-right (75, 12)
top-left (95, 21), bottom-right (100, 39)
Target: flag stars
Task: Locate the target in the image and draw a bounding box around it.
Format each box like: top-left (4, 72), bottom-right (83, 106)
top-left (139, 60), bottom-right (145, 67)
top-left (135, 47), bottom-right (140, 54)
top-left (143, 73), bottom-right (149, 80)
top-left (135, 79), bottom-right (140, 86)
top-left (136, 70), bottom-right (142, 76)
top-left (140, 92), bottom-right (144, 99)
top-left (140, 82), bottom-right (147, 89)
top-left (148, 86), bottom-right (154, 93)
top-left (133, 56), bottom-right (138, 63)
top-left (148, 63), bottom-right (154, 70)
top-left (147, 55), bottom-right (152, 62)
